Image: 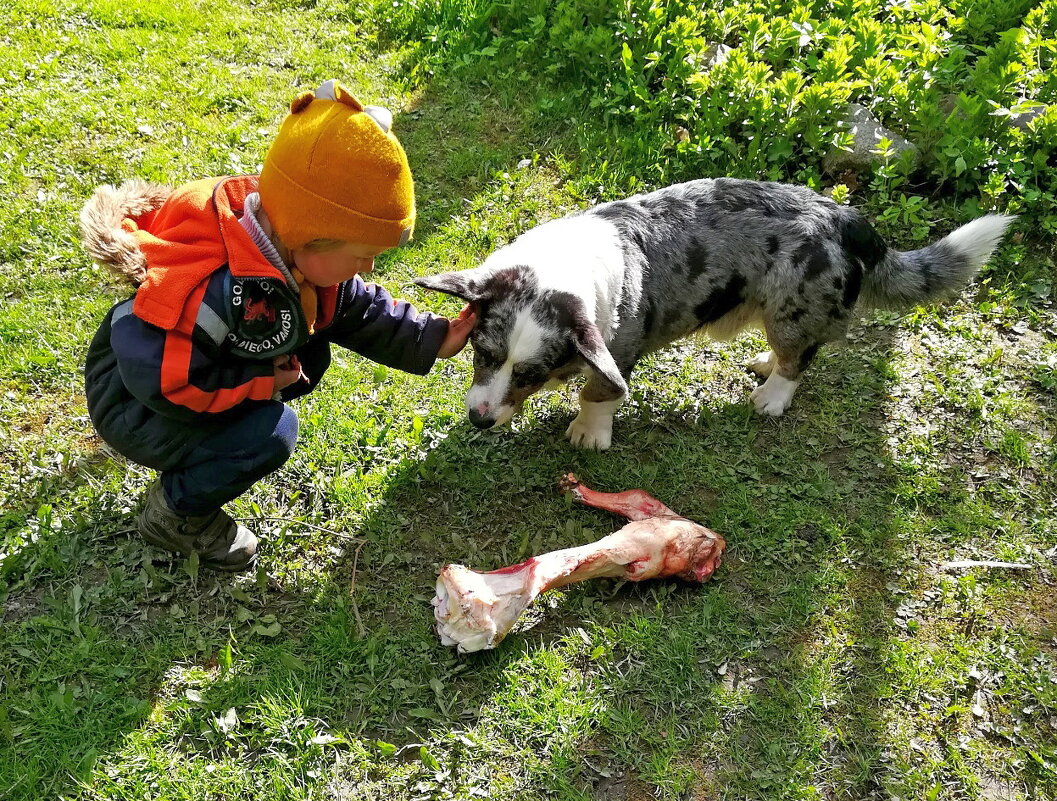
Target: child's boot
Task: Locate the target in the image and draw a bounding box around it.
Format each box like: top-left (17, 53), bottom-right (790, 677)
top-left (137, 482), bottom-right (258, 571)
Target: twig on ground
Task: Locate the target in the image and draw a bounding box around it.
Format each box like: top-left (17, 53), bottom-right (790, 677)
top-left (240, 516), bottom-right (364, 541)
top-left (106, 527), bottom-right (139, 538)
top-left (940, 559), bottom-right (1033, 571)
top-left (349, 540), bottom-right (367, 639)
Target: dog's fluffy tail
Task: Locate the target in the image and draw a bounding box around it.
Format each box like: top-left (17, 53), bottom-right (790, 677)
top-left (79, 180), bottom-right (172, 286)
top-left (860, 214), bottom-right (1016, 309)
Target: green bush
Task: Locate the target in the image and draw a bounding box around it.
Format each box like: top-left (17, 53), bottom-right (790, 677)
top-left (367, 0), bottom-right (1057, 234)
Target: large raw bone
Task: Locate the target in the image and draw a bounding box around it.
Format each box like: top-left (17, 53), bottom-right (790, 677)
top-left (433, 474), bottom-right (726, 653)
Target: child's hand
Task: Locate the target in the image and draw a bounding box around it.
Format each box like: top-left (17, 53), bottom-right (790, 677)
top-left (273, 354), bottom-right (307, 391)
top-left (437, 304), bottom-right (477, 358)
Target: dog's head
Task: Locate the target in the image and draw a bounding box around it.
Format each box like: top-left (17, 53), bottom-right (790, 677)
top-left (416, 265), bottom-right (626, 428)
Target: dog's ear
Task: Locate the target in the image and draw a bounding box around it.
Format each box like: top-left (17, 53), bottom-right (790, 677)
top-left (414, 268), bottom-right (490, 302)
top-left (574, 321), bottom-right (628, 399)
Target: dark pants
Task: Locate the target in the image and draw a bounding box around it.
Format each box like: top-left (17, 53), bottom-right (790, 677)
top-left (160, 402), bottom-right (298, 515)
top-left (165, 338), bottom-right (337, 515)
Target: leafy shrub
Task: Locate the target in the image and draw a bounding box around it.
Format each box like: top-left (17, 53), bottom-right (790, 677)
top-left (366, 0), bottom-right (1057, 234)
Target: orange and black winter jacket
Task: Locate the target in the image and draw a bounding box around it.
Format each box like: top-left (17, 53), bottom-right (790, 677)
top-left (84, 176), bottom-right (447, 432)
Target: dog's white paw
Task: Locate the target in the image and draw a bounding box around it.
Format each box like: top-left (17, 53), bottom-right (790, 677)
top-left (750, 387), bottom-right (789, 416)
top-left (746, 350), bottom-right (776, 377)
top-left (750, 374), bottom-right (798, 417)
top-left (566, 414), bottom-right (613, 450)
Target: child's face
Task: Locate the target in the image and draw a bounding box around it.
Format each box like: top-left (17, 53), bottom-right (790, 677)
top-left (292, 241), bottom-right (390, 286)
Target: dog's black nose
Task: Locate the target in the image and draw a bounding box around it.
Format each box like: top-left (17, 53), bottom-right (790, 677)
top-left (468, 407), bottom-right (496, 429)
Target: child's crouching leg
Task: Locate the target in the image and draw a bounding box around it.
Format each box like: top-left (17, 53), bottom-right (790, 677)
top-left (140, 402), bottom-right (298, 572)
top-left (163, 402), bottom-right (298, 515)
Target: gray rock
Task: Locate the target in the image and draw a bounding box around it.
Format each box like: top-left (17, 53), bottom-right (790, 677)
top-left (941, 93), bottom-right (1048, 133)
top-left (1006, 103), bottom-right (1047, 132)
top-left (700, 42), bottom-right (732, 69)
top-left (939, 93), bottom-right (961, 117)
top-left (823, 102), bottom-right (919, 173)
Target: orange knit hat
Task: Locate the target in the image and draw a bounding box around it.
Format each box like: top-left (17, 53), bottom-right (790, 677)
top-left (258, 79), bottom-right (415, 251)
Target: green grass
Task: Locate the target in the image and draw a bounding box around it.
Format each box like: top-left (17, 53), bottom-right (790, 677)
top-left (1, 0), bottom-right (1056, 799)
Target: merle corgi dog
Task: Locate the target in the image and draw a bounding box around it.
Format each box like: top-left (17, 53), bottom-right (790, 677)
top-left (416, 178), bottom-right (1013, 450)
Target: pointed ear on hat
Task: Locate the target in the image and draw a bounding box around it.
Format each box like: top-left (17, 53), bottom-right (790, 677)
top-left (414, 267), bottom-right (492, 302)
top-left (314, 79), bottom-right (365, 111)
top-left (290, 79), bottom-right (366, 114)
top-left (289, 91), bottom-right (316, 114)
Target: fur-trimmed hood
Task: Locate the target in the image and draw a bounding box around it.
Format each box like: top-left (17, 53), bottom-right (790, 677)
top-left (79, 176), bottom-right (290, 331)
top-left (79, 180), bottom-right (173, 286)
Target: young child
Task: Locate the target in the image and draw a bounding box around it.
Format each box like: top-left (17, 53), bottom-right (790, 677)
top-left (81, 79), bottom-right (475, 572)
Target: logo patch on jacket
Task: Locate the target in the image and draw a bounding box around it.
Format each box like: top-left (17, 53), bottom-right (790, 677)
top-left (243, 296), bottom-right (276, 325)
top-left (228, 279), bottom-right (297, 357)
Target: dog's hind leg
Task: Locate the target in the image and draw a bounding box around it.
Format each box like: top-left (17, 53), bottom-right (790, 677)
top-left (751, 241), bottom-right (860, 415)
top-left (750, 346), bottom-right (817, 416)
top-left (751, 315), bottom-right (841, 416)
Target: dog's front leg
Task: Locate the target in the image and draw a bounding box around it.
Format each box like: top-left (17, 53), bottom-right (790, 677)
top-left (566, 378), bottom-right (624, 450)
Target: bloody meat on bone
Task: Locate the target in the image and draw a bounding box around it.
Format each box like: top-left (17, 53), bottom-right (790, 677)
top-left (433, 474), bottom-right (726, 653)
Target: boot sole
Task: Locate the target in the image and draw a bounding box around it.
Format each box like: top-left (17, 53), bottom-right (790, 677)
top-left (140, 528), bottom-right (257, 573)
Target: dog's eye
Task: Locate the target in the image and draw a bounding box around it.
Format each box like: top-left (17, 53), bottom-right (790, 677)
top-left (473, 347), bottom-right (499, 367)
top-left (512, 366), bottom-right (543, 388)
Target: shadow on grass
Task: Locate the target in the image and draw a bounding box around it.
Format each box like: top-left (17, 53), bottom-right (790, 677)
top-left (268, 324), bottom-right (915, 798)
top-left (504, 326), bottom-right (916, 798)
top-left (3, 319), bottom-right (916, 800)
